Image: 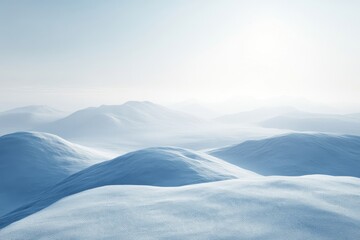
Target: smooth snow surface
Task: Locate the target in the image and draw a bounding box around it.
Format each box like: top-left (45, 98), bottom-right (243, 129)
top-left (1, 176), bottom-right (359, 240)
top-left (0, 146), bottom-right (256, 227)
top-left (210, 133), bottom-right (360, 176)
top-left (0, 132), bottom-right (109, 216)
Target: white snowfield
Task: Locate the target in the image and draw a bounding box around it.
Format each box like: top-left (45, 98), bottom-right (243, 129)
top-left (0, 132), bottom-right (110, 216)
top-left (0, 146), bottom-right (256, 228)
top-left (0, 104), bottom-right (359, 239)
top-left (210, 133), bottom-right (360, 177)
top-left (1, 176), bottom-right (359, 240)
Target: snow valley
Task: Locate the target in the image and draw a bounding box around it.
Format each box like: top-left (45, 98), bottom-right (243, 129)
top-left (0, 101), bottom-right (359, 239)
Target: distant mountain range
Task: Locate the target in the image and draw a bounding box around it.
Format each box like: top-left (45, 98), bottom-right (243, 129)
top-left (216, 106), bottom-right (360, 134)
top-left (39, 101), bottom-right (204, 138)
top-left (1, 103), bottom-right (359, 140)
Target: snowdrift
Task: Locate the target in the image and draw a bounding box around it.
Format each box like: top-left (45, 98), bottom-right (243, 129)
top-left (0, 132), bottom-right (109, 216)
top-left (1, 176), bottom-right (359, 239)
top-left (0, 146), bottom-right (256, 227)
top-left (210, 133), bottom-right (360, 176)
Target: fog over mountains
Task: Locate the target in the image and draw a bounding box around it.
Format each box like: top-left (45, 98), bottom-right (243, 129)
top-left (1, 101), bottom-right (359, 148)
top-left (38, 101), bottom-right (205, 139)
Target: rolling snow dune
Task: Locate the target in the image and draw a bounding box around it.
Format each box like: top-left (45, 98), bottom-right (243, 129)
top-left (0, 132), bottom-right (110, 216)
top-left (1, 176), bottom-right (359, 240)
top-left (0, 105), bottom-right (65, 135)
top-left (0, 147), bottom-right (257, 228)
top-left (40, 101), bottom-right (203, 138)
top-left (210, 133), bottom-right (360, 177)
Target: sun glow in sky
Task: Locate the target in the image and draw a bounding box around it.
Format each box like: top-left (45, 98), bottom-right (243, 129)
top-left (0, 0), bottom-right (359, 111)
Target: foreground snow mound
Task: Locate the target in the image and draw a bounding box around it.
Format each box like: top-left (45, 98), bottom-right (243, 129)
top-left (41, 101), bottom-right (203, 138)
top-left (0, 147), bottom-right (255, 227)
top-left (0, 105), bottom-right (65, 135)
top-left (210, 133), bottom-right (360, 176)
top-left (1, 176), bottom-right (359, 239)
top-left (0, 132), bottom-right (109, 216)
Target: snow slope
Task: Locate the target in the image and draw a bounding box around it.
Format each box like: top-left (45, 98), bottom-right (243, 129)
top-left (0, 146), bottom-right (256, 227)
top-left (41, 101), bottom-right (203, 138)
top-left (1, 176), bottom-right (359, 239)
top-left (0, 105), bottom-right (65, 135)
top-left (0, 132), bottom-right (109, 216)
top-left (210, 133), bottom-right (360, 176)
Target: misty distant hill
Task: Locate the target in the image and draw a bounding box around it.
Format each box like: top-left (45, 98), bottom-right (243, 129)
top-left (40, 101), bottom-right (204, 138)
top-left (215, 106), bottom-right (360, 135)
top-left (0, 105), bottom-right (65, 135)
top-left (261, 111), bottom-right (360, 134)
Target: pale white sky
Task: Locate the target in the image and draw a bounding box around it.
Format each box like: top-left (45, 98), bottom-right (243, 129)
top-left (0, 0), bottom-right (359, 111)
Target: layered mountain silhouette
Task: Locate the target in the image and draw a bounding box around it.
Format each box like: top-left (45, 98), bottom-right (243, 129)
top-left (40, 101), bottom-right (203, 138)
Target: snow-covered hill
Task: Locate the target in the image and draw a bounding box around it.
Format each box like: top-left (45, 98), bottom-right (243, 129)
top-left (0, 146), bottom-right (256, 227)
top-left (40, 101), bottom-right (203, 138)
top-left (210, 133), bottom-right (360, 176)
top-left (0, 132), bottom-right (109, 216)
top-left (0, 105), bottom-right (65, 135)
top-left (1, 176), bottom-right (359, 239)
